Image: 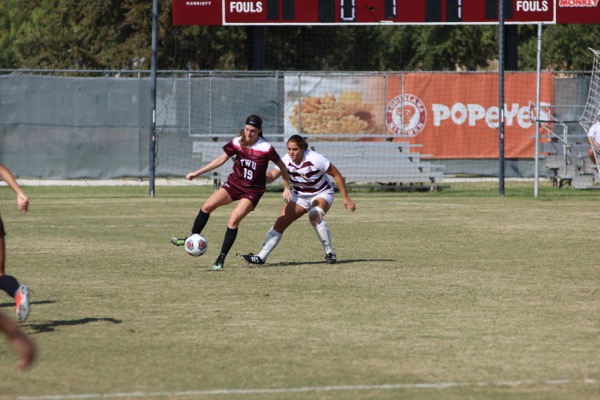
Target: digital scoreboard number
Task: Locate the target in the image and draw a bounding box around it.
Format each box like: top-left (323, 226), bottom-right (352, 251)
top-left (173, 0), bottom-right (600, 26)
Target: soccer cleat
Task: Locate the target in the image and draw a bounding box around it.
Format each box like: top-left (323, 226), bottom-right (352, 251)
top-left (241, 253), bottom-right (265, 265)
top-left (15, 285), bottom-right (30, 323)
top-left (171, 237), bottom-right (186, 246)
top-left (325, 253), bottom-right (337, 265)
top-left (211, 254), bottom-right (225, 271)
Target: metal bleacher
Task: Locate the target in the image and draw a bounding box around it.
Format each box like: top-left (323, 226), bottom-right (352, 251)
top-left (307, 141), bottom-right (444, 191)
top-left (534, 102), bottom-right (597, 189)
top-left (192, 138), bottom-right (445, 191)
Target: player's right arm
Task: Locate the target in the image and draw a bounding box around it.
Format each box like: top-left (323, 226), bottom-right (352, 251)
top-left (186, 152), bottom-right (230, 180)
top-left (0, 163), bottom-right (28, 213)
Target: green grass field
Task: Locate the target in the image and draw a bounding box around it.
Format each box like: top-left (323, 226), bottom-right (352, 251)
top-left (1, 182), bottom-right (599, 400)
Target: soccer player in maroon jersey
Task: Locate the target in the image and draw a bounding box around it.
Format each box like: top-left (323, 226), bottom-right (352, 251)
top-left (172, 115), bottom-right (291, 270)
top-left (0, 163), bottom-right (31, 322)
top-left (241, 134), bottom-right (356, 265)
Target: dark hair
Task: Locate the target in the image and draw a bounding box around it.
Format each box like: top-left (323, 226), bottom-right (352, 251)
top-left (287, 134), bottom-right (308, 150)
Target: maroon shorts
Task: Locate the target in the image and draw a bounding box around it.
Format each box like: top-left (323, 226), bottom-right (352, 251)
top-left (221, 181), bottom-right (264, 209)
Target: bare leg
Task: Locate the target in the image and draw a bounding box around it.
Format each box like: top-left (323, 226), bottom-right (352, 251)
top-left (256, 202), bottom-right (307, 261)
top-left (0, 311), bottom-right (35, 371)
top-left (0, 233), bottom-right (5, 276)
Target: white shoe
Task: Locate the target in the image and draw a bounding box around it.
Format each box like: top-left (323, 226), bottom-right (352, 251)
top-left (15, 285), bottom-right (30, 323)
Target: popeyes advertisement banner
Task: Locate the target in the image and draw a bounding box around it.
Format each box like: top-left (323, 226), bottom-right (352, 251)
top-left (284, 73), bottom-right (554, 159)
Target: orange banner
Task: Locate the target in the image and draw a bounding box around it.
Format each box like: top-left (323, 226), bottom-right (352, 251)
top-left (385, 73), bottom-right (554, 159)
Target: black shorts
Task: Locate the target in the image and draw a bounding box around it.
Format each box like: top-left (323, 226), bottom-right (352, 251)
top-left (0, 216), bottom-right (5, 236)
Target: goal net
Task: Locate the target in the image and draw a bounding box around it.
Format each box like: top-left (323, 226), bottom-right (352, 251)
top-left (580, 48), bottom-right (600, 173)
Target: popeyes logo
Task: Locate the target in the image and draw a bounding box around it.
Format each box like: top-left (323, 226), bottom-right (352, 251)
top-left (386, 95), bottom-right (427, 137)
top-left (558, 0), bottom-right (599, 6)
top-left (432, 102), bottom-right (537, 129)
top-left (387, 98), bottom-right (541, 132)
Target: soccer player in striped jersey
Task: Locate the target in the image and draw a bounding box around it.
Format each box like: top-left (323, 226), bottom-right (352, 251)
top-left (172, 115), bottom-right (291, 271)
top-left (241, 135), bottom-right (356, 265)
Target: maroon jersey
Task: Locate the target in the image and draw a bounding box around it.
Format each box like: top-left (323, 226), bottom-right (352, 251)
top-left (222, 136), bottom-right (281, 196)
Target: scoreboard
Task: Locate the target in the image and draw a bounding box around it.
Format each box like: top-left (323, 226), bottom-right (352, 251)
top-left (172, 0), bottom-right (561, 25)
top-left (173, 0), bottom-right (600, 25)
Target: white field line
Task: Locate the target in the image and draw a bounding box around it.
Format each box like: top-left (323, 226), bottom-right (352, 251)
top-left (15, 379), bottom-right (599, 400)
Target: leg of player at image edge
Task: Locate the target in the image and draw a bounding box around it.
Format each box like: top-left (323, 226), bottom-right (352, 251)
top-left (0, 276), bottom-right (30, 322)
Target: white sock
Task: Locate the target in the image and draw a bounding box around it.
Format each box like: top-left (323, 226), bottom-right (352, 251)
top-left (313, 220), bottom-right (333, 254)
top-left (258, 228), bottom-right (282, 261)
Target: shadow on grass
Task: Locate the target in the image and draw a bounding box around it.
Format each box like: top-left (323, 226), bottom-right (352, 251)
top-left (2, 300), bottom-right (122, 334)
top-left (195, 257), bottom-right (396, 271)
top-left (25, 317), bottom-right (122, 334)
top-left (226, 258), bottom-right (395, 269)
top-left (0, 300), bottom-right (55, 309)
top-left (265, 259), bottom-right (395, 267)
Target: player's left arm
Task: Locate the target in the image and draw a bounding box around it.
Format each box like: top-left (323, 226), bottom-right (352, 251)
top-left (326, 163), bottom-right (356, 212)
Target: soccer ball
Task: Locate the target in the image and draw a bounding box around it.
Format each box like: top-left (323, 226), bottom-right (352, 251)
top-left (184, 234), bottom-right (208, 257)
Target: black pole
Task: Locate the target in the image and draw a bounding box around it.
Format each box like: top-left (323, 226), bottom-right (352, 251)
top-left (247, 26), bottom-right (265, 70)
top-left (505, 25), bottom-right (518, 71)
top-left (149, 0), bottom-right (158, 197)
top-left (498, 0), bottom-right (505, 196)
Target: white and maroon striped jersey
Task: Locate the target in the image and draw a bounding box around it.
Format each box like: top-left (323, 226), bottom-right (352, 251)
top-left (279, 150), bottom-right (332, 196)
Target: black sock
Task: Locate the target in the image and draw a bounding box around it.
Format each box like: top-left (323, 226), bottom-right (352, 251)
top-left (191, 210), bottom-right (210, 234)
top-left (219, 227), bottom-right (238, 257)
top-left (0, 275), bottom-right (20, 298)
